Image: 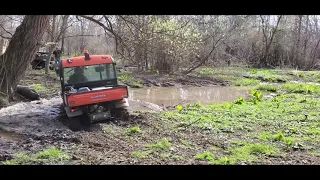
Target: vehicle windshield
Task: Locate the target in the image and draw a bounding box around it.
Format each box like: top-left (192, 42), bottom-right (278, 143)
top-left (63, 63), bottom-right (116, 85)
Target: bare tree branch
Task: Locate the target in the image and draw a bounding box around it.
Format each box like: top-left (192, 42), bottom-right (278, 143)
top-left (0, 34), bottom-right (11, 40)
top-left (0, 23), bottom-right (13, 37)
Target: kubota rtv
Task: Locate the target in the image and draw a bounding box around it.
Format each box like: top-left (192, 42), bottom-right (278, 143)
top-left (59, 50), bottom-right (129, 126)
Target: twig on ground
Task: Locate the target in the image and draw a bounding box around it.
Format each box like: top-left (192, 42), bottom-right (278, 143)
top-left (177, 118), bottom-right (201, 129)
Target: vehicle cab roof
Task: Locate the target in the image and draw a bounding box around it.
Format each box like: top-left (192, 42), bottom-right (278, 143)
top-left (61, 55), bottom-right (113, 68)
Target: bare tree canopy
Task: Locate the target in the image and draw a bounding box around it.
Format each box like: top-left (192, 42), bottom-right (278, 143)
top-left (2, 15), bottom-right (320, 72)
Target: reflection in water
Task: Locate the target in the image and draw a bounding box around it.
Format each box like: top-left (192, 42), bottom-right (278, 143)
top-left (128, 86), bottom-right (249, 106)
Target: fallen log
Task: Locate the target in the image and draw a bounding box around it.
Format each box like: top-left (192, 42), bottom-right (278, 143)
top-left (16, 85), bottom-right (40, 101)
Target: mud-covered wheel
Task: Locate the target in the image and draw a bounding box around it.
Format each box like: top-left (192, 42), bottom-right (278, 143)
top-left (67, 116), bottom-right (84, 131)
top-left (120, 109), bottom-right (129, 121)
top-left (111, 108), bottom-right (129, 121)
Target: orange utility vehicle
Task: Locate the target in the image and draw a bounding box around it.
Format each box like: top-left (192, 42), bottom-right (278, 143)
top-left (59, 50), bottom-right (129, 124)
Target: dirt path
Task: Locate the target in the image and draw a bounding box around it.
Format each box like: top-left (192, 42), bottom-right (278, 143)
top-left (0, 95), bottom-right (166, 164)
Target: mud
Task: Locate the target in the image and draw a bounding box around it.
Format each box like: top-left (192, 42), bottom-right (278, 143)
top-left (0, 94), bottom-right (166, 163)
top-left (125, 73), bottom-right (229, 88)
top-left (0, 97), bottom-right (163, 135)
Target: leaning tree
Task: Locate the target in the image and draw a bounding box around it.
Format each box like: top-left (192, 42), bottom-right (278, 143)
top-left (0, 15), bottom-right (51, 107)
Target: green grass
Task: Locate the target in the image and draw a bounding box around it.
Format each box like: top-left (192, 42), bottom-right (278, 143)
top-left (3, 148), bottom-right (70, 165)
top-left (258, 132), bottom-right (272, 142)
top-left (161, 88), bottom-right (320, 163)
top-left (233, 78), bottom-right (260, 86)
top-left (228, 142), bottom-right (278, 162)
top-left (193, 67), bottom-right (317, 87)
top-left (117, 71), bottom-right (143, 88)
top-left (282, 83), bottom-right (320, 94)
top-left (194, 67), bottom-right (320, 86)
top-left (194, 142), bottom-right (278, 164)
top-left (271, 132), bottom-right (296, 147)
top-left (273, 132), bottom-right (285, 141)
top-left (132, 81), bottom-right (143, 88)
top-left (131, 138), bottom-right (172, 159)
top-left (196, 67), bottom-right (215, 77)
top-left (146, 138), bottom-right (171, 150)
top-left (126, 126), bottom-right (141, 135)
top-left (286, 70), bottom-right (320, 82)
top-left (309, 152), bottom-right (320, 157)
top-left (31, 84), bottom-right (46, 93)
top-left (258, 85), bottom-right (278, 92)
top-left (194, 152), bottom-right (215, 161)
top-left (210, 156), bottom-right (237, 165)
top-left (118, 71), bottom-right (133, 82)
top-left (131, 150), bottom-right (153, 159)
top-left (19, 70), bottom-right (60, 98)
top-left (247, 69), bottom-right (289, 83)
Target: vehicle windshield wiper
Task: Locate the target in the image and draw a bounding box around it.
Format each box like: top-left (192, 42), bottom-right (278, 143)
top-left (65, 68), bottom-right (74, 74)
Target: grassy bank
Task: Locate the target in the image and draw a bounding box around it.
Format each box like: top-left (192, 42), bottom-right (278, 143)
top-left (193, 66), bottom-right (320, 85)
top-left (159, 90), bottom-right (320, 164)
top-left (19, 69), bottom-right (59, 99)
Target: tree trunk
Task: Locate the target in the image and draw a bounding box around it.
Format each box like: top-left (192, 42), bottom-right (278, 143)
top-left (45, 44), bottom-right (56, 74)
top-left (134, 16), bottom-right (142, 70)
top-left (309, 38), bottom-right (320, 69)
top-left (295, 15), bottom-right (302, 67)
top-left (79, 20), bottom-right (86, 53)
top-left (144, 42), bottom-right (148, 70)
top-left (309, 16), bottom-right (320, 69)
top-left (61, 33), bottom-right (65, 54)
top-left (303, 15), bottom-right (309, 67)
top-left (0, 15), bottom-right (50, 106)
top-left (0, 26), bottom-right (4, 56)
top-left (67, 38), bottom-right (71, 56)
top-left (45, 15), bottom-right (69, 74)
top-left (45, 15), bottom-right (56, 74)
top-left (59, 15), bottom-right (69, 56)
top-left (60, 16), bottom-right (68, 54)
top-left (260, 15), bottom-right (282, 67)
top-left (0, 38), bottom-right (4, 56)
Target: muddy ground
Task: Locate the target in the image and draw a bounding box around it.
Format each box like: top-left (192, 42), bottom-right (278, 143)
top-left (120, 71), bottom-right (229, 88)
top-left (0, 97), bottom-right (164, 164)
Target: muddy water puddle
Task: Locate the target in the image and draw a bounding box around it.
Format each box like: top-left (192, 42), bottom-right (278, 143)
top-left (128, 86), bottom-right (250, 106)
top-left (0, 130), bottom-right (23, 141)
